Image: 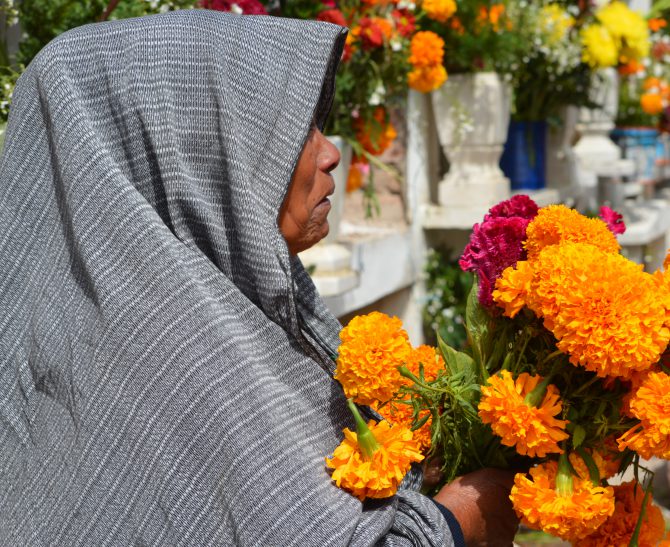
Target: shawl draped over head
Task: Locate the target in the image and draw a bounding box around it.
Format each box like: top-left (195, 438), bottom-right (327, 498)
top-left (0, 10), bottom-right (455, 546)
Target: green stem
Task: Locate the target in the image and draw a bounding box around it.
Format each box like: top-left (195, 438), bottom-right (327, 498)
top-left (524, 374), bottom-right (552, 407)
top-left (628, 483), bottom-right (651, 547)
top-left (556, 452), bottom-right (574, 497)
top-left (573, 374), bottom-right (600, 397)
top-left (346, 398), bottom-right (379, 460)
top-left (398, 366), bottom-right (446, 393)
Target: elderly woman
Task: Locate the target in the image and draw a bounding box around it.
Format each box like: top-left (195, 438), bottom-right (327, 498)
top-left (0, 10), bottom-right (517, 546)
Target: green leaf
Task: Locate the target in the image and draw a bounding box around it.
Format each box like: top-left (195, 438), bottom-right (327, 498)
top-left (437, 333), bottom-right (475, 381)
top-left (465, 278), bottom-right (490, 381)
top-left (572, 425), bottom-right (586, 448)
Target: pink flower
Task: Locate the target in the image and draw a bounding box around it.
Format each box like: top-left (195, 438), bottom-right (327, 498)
top-left (459, 196), bottom-right (538, 308)
top-left (200, 0), bottom-right (267, 15)
top-left (599, 206), bottom-right (626, 235)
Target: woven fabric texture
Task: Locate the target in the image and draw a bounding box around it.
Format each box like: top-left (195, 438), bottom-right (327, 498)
top-left (0, 10), bottom-right (453, 546)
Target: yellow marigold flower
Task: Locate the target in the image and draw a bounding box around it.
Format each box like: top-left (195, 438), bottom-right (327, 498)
top-left (581, 24), bottom-right (619, 68)
top-left (511, 461), bottom-right (615, 542)
top-left (511, 243), bottom-right (670, 379)
top-left (408, 65), bottom-right (447, 93)
top-left (618, 371), bottom-right (670, 458)
top-left (493, 260), bottom-right (534, 318)
top-left (325, 419), bottom-right (424, 501)
top-left (569, 449), bottom-right (620, 482)
top-left (575, 481), bottom-right (665, 547)
top-left (478, 371), bottom-right (569, 458)
top-left (524, 205), bottom-right (620, 260)
top-left (335, 312), bottom-right (412, 405)
top-left (422, 0), bottom-right (456, 23)
top-left (540, 4), bottom-right (574, 45)
top-left (375, 399), bottom-right (433, 453)
top-left (403, 344), bottom-right (444, 384)
top-left (408, 31), bottom-right (445, 68)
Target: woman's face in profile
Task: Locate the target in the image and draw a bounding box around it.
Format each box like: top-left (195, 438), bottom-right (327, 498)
top-left (279, 125), bottom-right (340, 255)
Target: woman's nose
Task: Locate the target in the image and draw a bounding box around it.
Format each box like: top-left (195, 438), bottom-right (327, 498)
top-left (317, 131), bottom-right (341, 173)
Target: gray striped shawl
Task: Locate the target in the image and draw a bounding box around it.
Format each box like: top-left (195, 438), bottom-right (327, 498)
top-left (0, 10), bottom-right (454, 546)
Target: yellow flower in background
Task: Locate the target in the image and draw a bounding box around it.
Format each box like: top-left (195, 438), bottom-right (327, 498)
top-left (422, 0), bottom-right (456, 23)
top-left (575, 481), bottom-right (665, 547)
top-left (618, 371), bottom-right (670, 458)
top-left (596, 1), bottom-right (650, 62)
top-left (408, 65), bottom-right (447, 93)
top-left (478, 371), bottom-right (569, 458)
top-left (507, 243), bottom-right (670, 379)
top-left (335, 312), bottom-right (412, 405)
top-left (524, 205), bottom-right (620, 260)
top-left (325, 418), bottom-right (423, 501)
top-left (539, 4), bottom-right (574, 44)
top-left (511, 461), bottom-right (615, 542)
top-left (581, 24), bottom-right (619, 68)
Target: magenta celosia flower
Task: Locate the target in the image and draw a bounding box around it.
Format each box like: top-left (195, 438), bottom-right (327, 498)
top-left (200, 0), bottom-right (267, 15)
top-left (459, 196), bottom-right (538, 308)
top-left (486, 194), bottom-right (539, 221)
top-left (599, 206), bottom-right (626, 235)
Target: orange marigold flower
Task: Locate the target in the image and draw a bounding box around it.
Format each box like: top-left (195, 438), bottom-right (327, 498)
top-left (354, 107), bottom-right (397, 157)
top-left (346, 160), bottom-right (367, 193)
top-left (493, 260), bottom-right (534, 318)
top-left (524, 205), bottom-right (620, 260)
top-left (649, 18), bottom-right (668, 32)
top-left (618, 59), bottom-right (644, 75)
top-left (403, 344), bottom-right (444, 384)
top-left (422, 0), bottom-right (457, 23)
top-left (408, 31), bottom-right (445, 68)
top-left (641, 93), bottom-right (664, 115)
top-left (489, 3), bottom-right (505, 29)
top-left (618, 371), bottom-right (670, 458)
top-left (511, 462), bottom-right (615, 542)
top-left (575, 481), bottom-right (665, 547)
top-left (478, 371), bottom-right (569, 458)
top-left (450, 16), bottom-right (465, 35)
top-left (325, 419), bottom-right (424, 500)
top-left (335, 312), bottom-right (412, 405)
top-left (508, 243), bottom-right (670, 379)
top-left (375, 399), bottom-right (433, 453)
top-left (408, 65), bottom-right (447, 93)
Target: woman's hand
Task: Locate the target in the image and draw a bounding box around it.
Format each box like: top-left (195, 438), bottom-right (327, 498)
top-left (433, 468), bottom-right (519, 547)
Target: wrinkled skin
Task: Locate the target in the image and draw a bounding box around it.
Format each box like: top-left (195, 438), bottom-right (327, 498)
top-left (279, 125), bottom-right (340, 255)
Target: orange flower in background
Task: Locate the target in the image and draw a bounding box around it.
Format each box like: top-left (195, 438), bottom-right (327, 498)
top-left (524, 204), bottom-right (620, 260)
top-left (511, 462), bottom-right (615, 542)
top-left (346, 160), bottom-right (368, 193)
top-left (335, 312), bottom-right (412, 405)
top-left (408, 30), bottom-right (444, 67)
top-left (478, 371), bottom-right (569, 458)
top-left (408, 65), bottom-right (447, 93)
top-left (649, 18), bottom-right (667, 33)
top-left (325, 419), bottom-right (424, 501)
top-left (422, 0), bottom-right (457, 23)
top-left (575, 481), bottom-right (665, 547)
top-left (353, 107), bottom-right (397, 156)
top-left (641, 93), bottom-right (664, 115)
top-left (618, 59), bottom-right (644, 76)
top-left (500, 243), bottom-right (670, 379)
top-left (450, 16), bottom-right (465, 35)
top-left (407, 31), bottom-right (446, 92)
top-left (477, 3), bottom-right (505, 31)
top-left (375, 400), bottom-right (433, 452)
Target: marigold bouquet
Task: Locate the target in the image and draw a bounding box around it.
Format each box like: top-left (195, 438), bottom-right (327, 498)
top-left (327, 194), bottom-right (670, 545)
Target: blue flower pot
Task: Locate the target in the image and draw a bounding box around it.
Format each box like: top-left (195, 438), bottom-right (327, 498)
top-left (610, 127), bottom-right (659, 180)
top-left (500, 120), bottom-right (547, 190)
